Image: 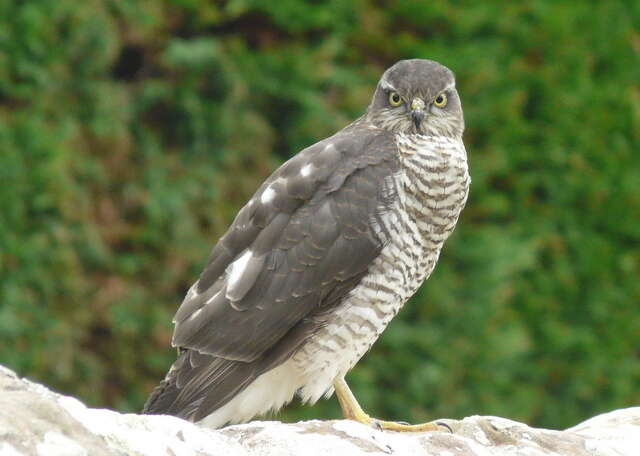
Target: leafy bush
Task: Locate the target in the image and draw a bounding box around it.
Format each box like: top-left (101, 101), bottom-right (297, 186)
top-left (1, 0), bottom-right (638, 428)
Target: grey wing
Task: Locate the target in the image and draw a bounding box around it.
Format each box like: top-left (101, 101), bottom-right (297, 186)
top-left (171, 128), bottom-right (400, 362)
top-left (144, 128), bottom-right (400, 420)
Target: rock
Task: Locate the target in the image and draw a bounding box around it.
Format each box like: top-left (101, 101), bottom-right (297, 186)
top-left (0, 364), bottom-right (638, 456)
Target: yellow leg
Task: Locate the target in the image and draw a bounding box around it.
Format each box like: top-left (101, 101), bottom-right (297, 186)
top-left (333, 376), bottom-right (449, 432)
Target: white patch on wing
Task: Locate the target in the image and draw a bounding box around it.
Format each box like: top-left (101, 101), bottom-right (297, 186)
top-left (300, 163), bottom-right (313, 177)
top-left (185, 282), bottom-right (199, 300)
top-left (260, 186), bottom-right (276, 204)
top-left (188, 307), bottom-right (203, 321)
top-left (227, 250), bottom-right (253, 291)
top-left (173, 282), bottom-right (200, 323)
top-left (205, 290), bottom-right (221, 305)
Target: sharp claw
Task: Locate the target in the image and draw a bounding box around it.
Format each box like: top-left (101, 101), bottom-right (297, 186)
top-left (436, 421), bottom-right (453, 433)
top-left (371, 419), bottom-right (383, 431)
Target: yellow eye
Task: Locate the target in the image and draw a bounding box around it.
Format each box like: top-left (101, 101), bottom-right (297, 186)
top-left (434, 93), bottom-right (448, 108)
top-left (388, 92), bottom-right (403, 106)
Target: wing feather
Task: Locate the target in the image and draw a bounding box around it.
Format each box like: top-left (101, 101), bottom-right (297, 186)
top-left (171, 128), bottom-right (399, 364)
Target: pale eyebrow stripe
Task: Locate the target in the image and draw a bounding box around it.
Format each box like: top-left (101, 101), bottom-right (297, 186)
top-left (429, 82), bottom-right (456, 100)
top-left (442, 81), bottom-right (456, 92)
top-left (379, 76), bottom-right (396, 92)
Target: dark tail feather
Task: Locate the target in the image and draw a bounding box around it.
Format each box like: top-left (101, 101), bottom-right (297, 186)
top-left (142, 349), bottom-right (259, 424)
top-left (143, 378), bottom-right (183, 415)
top-left (142, 350), bottom-right (190, 417)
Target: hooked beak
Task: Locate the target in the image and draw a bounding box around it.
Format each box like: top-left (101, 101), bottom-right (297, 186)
top-left (410, 98), bottom-right (426, 130)
top-left (411, 110), bottom-right (425, 130)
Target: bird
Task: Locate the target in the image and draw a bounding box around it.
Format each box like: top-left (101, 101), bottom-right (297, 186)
top-left (143, 58), bottom-right (470, 431)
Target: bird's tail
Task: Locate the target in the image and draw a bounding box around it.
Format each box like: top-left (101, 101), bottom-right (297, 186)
top-left (142, 349), bottom-right (258, 424)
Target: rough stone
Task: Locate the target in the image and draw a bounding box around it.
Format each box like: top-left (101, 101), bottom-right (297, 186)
top-left (1, 364), bottom-right (638, 456)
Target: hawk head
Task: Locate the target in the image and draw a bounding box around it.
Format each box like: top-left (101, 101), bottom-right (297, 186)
top-left (366, 59), bottom-right (464, 138)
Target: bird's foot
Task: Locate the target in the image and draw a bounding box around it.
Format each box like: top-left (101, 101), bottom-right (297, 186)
top-left (333, 376), bottom-right (450, 433)
top-left (347, 408), bottom-right (448, 432)
top-left (370, 418), bottom-right (451, 432)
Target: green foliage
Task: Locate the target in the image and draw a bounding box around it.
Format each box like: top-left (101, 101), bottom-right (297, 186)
top-left (1, 0), bottom-right (638, 428)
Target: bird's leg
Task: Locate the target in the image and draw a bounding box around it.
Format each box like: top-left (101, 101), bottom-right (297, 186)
top-left (333, 376), bottom-right (446, 432)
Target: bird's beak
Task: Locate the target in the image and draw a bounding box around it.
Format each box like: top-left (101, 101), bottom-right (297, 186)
top-left (410, 98), bottom-right (426, 130)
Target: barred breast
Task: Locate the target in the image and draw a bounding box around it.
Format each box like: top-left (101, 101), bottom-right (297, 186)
top-left (292, 133), bottom-right (470, 403)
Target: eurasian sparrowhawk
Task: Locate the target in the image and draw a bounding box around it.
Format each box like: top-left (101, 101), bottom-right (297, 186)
top-left (143, 59), bottom-right (470, 431)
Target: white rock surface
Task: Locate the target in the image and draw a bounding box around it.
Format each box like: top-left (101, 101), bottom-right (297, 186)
top-left (1, 364), bottom-right (639, 456)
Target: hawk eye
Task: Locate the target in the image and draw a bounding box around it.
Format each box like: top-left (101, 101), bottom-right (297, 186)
top-left (388, 92), bottom-right (403, 106)
top-left (434, 93), bottom-right (448, 108)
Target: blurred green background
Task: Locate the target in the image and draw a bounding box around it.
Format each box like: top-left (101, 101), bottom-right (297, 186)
top-left (1, 0), bottom-right (639, 430)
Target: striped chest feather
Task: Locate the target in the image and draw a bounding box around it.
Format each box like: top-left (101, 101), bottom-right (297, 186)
top-left (292, 134), bottom-right (469, 389)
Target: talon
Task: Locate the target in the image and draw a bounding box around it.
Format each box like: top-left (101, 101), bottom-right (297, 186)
top-left (333, 377), bottom-right (445, 433)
